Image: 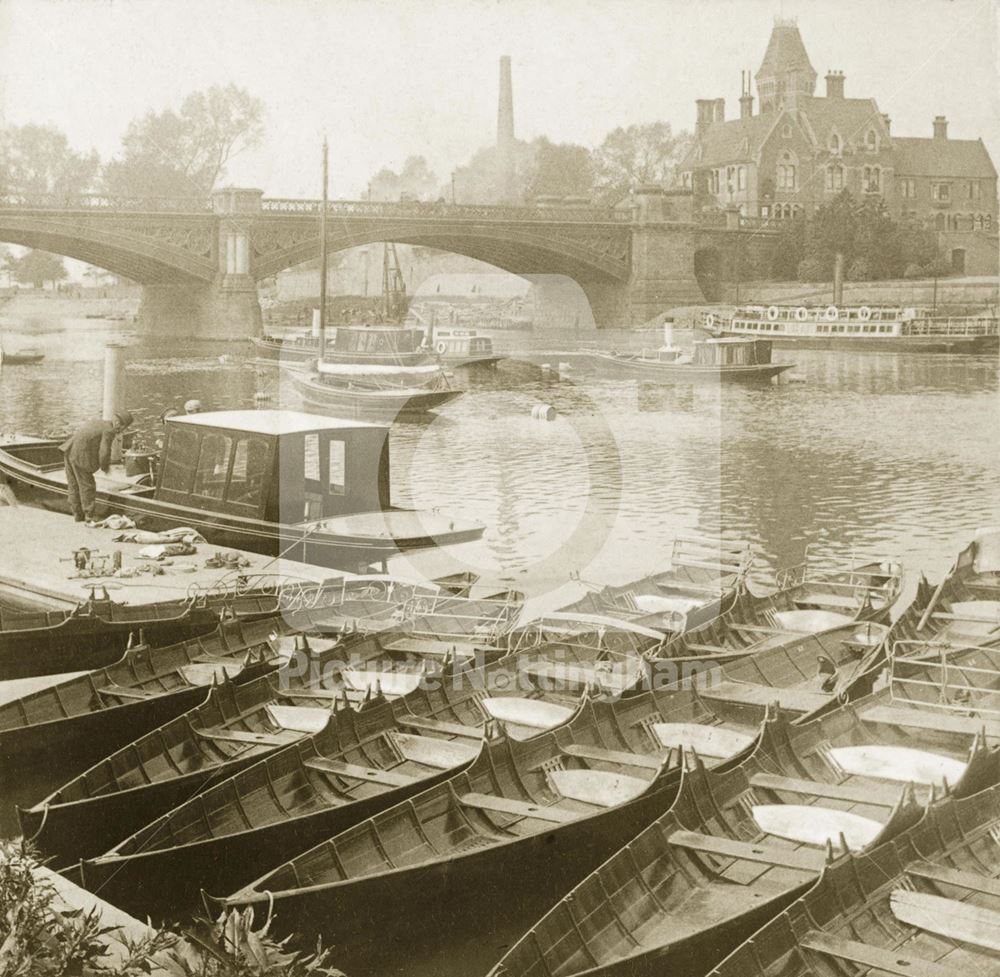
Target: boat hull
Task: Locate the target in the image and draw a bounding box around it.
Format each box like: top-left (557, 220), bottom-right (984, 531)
top-left (288, 369), bottom-right (463, 418)
top-left (226, 779), bottom-right (679, 977)
top-left (590, 351), bottom-right (793, 383)
top-left (717, 328), bottom-right (994, 353)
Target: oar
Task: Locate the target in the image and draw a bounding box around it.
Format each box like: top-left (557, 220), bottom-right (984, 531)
top-left (890, 889), bottom-right (1000, 952)
top-left (916, 575), bottom-right (949, 633)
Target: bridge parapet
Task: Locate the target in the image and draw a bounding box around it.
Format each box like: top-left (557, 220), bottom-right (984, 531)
top-left (260, 197), bottom-right (631, 224)
top-left (0, 192), bottom-right (212, 214)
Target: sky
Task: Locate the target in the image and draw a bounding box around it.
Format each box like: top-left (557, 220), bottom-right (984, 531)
top-left (0, 0), bottom-right (998, 199)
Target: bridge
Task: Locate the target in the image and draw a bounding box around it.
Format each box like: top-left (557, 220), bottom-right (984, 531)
top-left (0, 187), bottom-right (776, 337)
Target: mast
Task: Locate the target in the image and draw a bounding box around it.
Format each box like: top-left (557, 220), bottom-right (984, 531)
top-left (318, 137), bottom-right (329, 357)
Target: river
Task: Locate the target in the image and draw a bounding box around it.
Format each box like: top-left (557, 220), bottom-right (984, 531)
top-left (1, 313), bottom-right (998, 974)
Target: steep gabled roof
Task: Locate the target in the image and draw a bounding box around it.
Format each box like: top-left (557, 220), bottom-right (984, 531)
top-left (892, 137), bottom-right (997, 179)
top-left (680, 115), bottom-right (771, 168)
top-left (796, 96), bottom-right (888, 150)
top-left (755, 19), bottom-right (816, 83)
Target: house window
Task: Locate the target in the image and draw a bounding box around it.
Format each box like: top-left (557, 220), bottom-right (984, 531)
top-left (987, 214), bottom-right (994, 230)
top-left (781, 124), bottom-right (792, 139)
top-left (726, 166), bottom-right (735, 193)
top-left (826, 164), bottom-right (844, 191)
top-left (899, 178), bottom-right (916, 199)
top-left (863, 166), bottom-right (881, 193)
top-left (737, 166), bottom-right (747, 191)
top-left (829, 132), bottom-right (841, 153)
top-left (967, 181), bottom-right (982, 200)
top-left (777, 164), bottom-right (797, 191)
top-left (681, 171), bottom-right (691, 188)
top-left (932, 182), bottom-right (951, 202)
top-left (865, 130), bottom-right (878, 152)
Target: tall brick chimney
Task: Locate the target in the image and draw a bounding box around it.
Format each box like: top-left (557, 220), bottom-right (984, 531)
top-left (696, 99), bottom-right (716, 136)
top-left (713, 98), bottom-right (725, 123)
top-left (496, 55), bottom-right (516, 202)
top-left (933, 115), bottom-right (948, 140)
top-left (825, 70), bottom-right (844, 98)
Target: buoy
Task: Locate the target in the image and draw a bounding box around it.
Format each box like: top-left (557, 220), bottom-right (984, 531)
top-left (705, 312), bottom-right (716, 328)
top-left (766, 306), bottom-right (779, 321)
top-left (435, 341), bottom-right (448, 354)
top-left (825, 305), bottom-right (838, 321)
top-left (531, 404), bottom-right (556, 421)
top-left (795, 306), bottom-right (808, 321)
top-left (858, 306), bottom-right (872, 321)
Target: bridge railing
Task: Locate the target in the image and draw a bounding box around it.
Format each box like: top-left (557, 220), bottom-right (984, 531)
top-left (260, 197), bottom-right (632, 223)
top-left (0, 193), bottom-right (213, 213)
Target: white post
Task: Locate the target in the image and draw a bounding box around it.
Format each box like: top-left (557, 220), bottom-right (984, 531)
top-left (235, 233), bottom-right (249, 274)
top-left (102, 343), bottom-right (126, 463)
top-left (662, 320), bottom-right (675, 348)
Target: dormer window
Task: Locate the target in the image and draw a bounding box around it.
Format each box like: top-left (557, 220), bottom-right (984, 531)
top-left (865, 129), bottom-right (878, 152)
top-left (829, 132), bottom-right (841, 154)
top-left (781, 123), bottom-right (792, 139)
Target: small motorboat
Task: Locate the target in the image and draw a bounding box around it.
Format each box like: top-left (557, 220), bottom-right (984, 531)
top-left (591, 328), bottom-right (794, 384)
top-left (0, 410), bottom-right (484, 572)
top-left (710, 781), bottom-right (1000, 977)
top-left (0, 346), bottom-right (45, 365)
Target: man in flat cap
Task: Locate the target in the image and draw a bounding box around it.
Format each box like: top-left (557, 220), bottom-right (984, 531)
top-left (60, 410), bottom-right (134, 522)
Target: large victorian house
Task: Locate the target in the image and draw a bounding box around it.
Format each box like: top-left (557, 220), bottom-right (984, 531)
top-left (679, 19), bottom-right (998, 274)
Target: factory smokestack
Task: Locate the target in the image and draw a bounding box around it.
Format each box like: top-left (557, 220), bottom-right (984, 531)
top-left (497, 55), bottom-right (516, 203)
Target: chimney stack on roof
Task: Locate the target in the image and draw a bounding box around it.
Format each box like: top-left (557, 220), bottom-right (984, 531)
top-left (882, 113), bottom-right (891, 134)
top-left (933, 115), bottom-right (948, 140)
top-left (713, 98), bottom-right (725, 123)
top-left (696, 98), bottom-right (716, 136)
top-left (739, 71), bottom-right (754, 118)
top-left (825, 70), bottom-right (845, 99)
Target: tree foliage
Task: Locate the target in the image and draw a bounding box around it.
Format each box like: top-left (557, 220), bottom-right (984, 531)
top-left (368, 155), bottom-right (439, 201)
top-left (592, 122), bottom-right (693, 203)
top-left (522, 138), bottom-right (593, 199)
top-left (775, 191), bottom-right (946, 282)
top-left (103, 85), bottom-right (264, 198)
top-left (0, 124), bottom-right (99, 198)
top-left (5, 250), bottom-right (68, 288)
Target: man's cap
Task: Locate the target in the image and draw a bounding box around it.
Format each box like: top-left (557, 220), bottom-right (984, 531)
top-left (184, 399), bottom-right (203, 413)
top-left (113, 410), bottom-right (134, 428)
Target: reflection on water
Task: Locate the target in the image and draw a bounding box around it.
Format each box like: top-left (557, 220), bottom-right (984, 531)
top-left (1, 317), bottom-right (998, 603)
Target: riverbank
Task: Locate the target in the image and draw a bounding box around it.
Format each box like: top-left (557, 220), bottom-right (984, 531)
top-left (0, 286), bottom-right (141, 322)
top-left (720, 275), bottom-right (998, 308)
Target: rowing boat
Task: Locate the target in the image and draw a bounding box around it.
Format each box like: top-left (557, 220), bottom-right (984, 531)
top-left (0, 587), bottom-right (280, 681)
top-left (710, 781), bottom-right (1000, 977)
top-left (486, 708), bottom-right (961, 977)
top-left (0, 617), bottom-right (296, 780)
top-left (219, 697), bottom-right (684, 976)
top-left (80, 673), bottom-right (763, 919)
top-left (17, 628), bottom-right (492, 865)
top-left (558, 535), bottom-right (752, 633)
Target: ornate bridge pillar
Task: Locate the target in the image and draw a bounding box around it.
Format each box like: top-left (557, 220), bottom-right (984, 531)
top-left (624, 186), bottom-right (706, 325)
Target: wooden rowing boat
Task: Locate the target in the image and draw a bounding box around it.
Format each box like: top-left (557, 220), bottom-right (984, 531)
top-left (710, 781), bottom-right (1000, 977)
top-left (0, 587), bottom-right (280, 681)
top-left (80, 674), bottom-right (764, 919)
top-left (0, 617), bottom-right (297, 780)
top-left (486, 708), bottom-right (967, 977)
top-left (16, 628), bottom-right (493, 865)
top-left (558, 535), bottom-right (752, 633)
top-left (219, 697), bottom-right (685, 976)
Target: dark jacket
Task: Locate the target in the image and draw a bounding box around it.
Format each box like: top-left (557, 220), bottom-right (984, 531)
top-left (60, 419), bottom-right (116, 473)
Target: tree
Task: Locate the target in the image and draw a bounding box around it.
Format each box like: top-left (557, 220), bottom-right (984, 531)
top-left (448, 140), bottom-right (538, 204)
top-left (8, 249), bottom-right (68, 288)
top-left (592, 122), bottom-right (693, 203)
top-left (0, 124), bottom-right (99, 198)
top-left (368, 155), bottom-right (439, 201)
top-left (522, 138), bottom-right (593, 199)
top-left (103, 85), bottom-right (264, 198)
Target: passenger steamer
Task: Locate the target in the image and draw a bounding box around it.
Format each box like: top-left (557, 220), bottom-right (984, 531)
top-left (705, 304), bottom-right (998, 353)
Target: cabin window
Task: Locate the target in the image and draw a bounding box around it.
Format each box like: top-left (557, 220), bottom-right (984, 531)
top-left (192, 434), bottom-right (233, 500)
top-left (160, 427), bottom-right (199, 493)
top-left (328, 439), bottom-right (346, 496)
top-left (304, 433), bottom-right (321, 482)
top-left (226, 436), bottom-right (270, 508)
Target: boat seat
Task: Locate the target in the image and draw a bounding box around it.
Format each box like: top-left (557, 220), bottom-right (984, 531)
top-left (560, 742), bottom-right (663, 771)
top-left (798, 932), bottom-right (951, 977)
top-left (792, 593), bottom-right (860, 610)
top-left (380, 637), bottom-right (478, 658)
top-left (458, 792), bottom-right (576, 823)
top-left (392, 732), bottom-right (479, 769)
top-left (303, 757), bottom-right (416, 787)
top-left (681, 642), bottom-right (730, 656)
top-left (859, 704), bottom-right (1000, 740)
top-left (275, 688), bottom-right (339, 701)
top-left (749, 772), bottom-right (903, 807)
top-left (729, 624), bottom-right (785, 636)
top-left (195, 727), bottom-right (298, 747)
top-left (97, 684), bottom-right (157, 701)
top-left (668, 830), bottom-right (826, 871)
top-left (905, 860), bottom-right (1000, 898)
top-left (698, 681), bottom-right (829, 714)
top-left (397, 714), bottom-right (482, 738)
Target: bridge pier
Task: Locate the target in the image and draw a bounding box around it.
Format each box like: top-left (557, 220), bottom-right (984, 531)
top-left (137, 280), bottom-right (262, 342)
